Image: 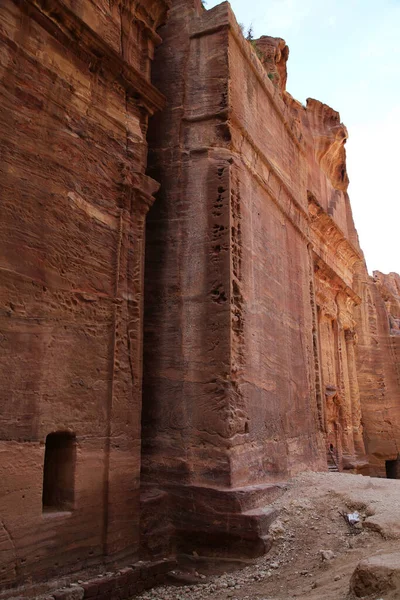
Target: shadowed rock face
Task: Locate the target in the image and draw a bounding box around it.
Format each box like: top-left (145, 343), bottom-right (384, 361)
top-left (0, 0), bottom-right (399, 594)
top-left (353, 267), bottom-right (400, 475)
top-left (0, 0), bottom-right (170, 589)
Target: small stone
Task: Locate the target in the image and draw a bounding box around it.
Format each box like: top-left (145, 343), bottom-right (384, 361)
top-left (217, 582), bottom-right (228, 589)
top-left (320, 550), bottom-right (336, 561)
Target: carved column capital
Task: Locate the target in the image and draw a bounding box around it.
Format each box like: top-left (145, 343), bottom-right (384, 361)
top-left (119, 165), bottom-right (159, 215)
top-left (344, 329), bottom-right (357, 344)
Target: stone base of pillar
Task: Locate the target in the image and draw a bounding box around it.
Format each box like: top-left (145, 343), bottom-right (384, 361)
top-left (140, 482), bottom-right (285, 562)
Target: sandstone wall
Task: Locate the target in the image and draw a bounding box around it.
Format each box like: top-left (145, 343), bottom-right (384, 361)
top-left (143, 0), bottom-right (235, 490)
top-left (223, 13), bottom-right (325, 481)
top-left (374, 271), bottom-right (400, 336)
top-left (0, 0), bottom-right (168, 588)
top-left (144, 0), bottom-right (323, 491)
top-left (354, 268), bottom-right (400, 476)
top-left (141, 0), bottom-right (396, 559)
top-left (0, 0), bottom-right (399, 592)
top-left (143, 0), bottom-right (371, 490)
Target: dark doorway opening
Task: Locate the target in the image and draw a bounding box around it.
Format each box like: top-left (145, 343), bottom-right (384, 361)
top-left (386, 458), bottom-right (400, 479)
top-left (42, 431), bottom-right (76, 512)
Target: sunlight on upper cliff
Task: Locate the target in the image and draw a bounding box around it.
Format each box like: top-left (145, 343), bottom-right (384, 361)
top-left (206, 0), bottom-right (400, 274)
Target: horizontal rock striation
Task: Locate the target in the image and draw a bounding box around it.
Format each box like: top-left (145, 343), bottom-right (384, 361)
top-left (142, 0), bottom-right (397, 563)
top-left (353, 267), bottom-right (400, 476)
top-left (0, 0), bottom-right (170, 590)
top-left (0, 0), bottom-right (398, 595)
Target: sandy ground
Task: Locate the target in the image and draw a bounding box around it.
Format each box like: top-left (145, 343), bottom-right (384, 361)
top-left (136, 472), bottom-right (400, 600)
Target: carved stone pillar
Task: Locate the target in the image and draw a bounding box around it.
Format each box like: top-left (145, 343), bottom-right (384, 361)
top-left (345, 329), bottom-right (366, 457)
top-left (336, 322), bottom-right (355, 459)
top-left (104, 171), bottom-right (158, 559)
top-left (308, 247), bottom-right (326, 433)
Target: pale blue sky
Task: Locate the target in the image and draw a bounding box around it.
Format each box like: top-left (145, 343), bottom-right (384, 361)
top-left (206, 0), bottom-right (400, 274)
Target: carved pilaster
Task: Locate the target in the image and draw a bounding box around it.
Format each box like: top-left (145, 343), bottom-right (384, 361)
top-left (336, 321), bottom-right (355, 458)
top-left (309, 247), bottom-right (326, 432)
top-left (344, 329), bottom-right (366, 457)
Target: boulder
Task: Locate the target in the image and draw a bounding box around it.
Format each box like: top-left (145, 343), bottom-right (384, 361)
top-left (350, 553), bottom-right (400, 598)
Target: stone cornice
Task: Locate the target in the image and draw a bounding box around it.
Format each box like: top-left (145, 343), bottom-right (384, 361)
top-left (313, 253), bottom-right (361, 306)
top-left (132, 173), bottom-right (159, 214)
top-left (133, 0), bottom-right (171, 45)
top-left (308, 192), bottom-right (363, 290)
top-left (14, 0), bottom-right (166, 114)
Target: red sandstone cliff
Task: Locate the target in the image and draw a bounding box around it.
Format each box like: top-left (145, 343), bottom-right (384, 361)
top-left (0, 0), bottom-right (399, 596)
top-left (253, 31), bottom-right (399, 473)
top-left (353, 267), bottom-right (400, 475)
top-left (0, 0), bottom-right (169, 589)
top-left (374, 271), bottom-right (400, 336)
top-left (144, 0), bottom-right (398, 544)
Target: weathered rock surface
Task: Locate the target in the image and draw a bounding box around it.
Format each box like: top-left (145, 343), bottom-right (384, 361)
top-left (0, 0), bottom-right (169, 589)
top-left (254, 36), bottom-right (289, 92)
top-left (0, 0), bottom-right (399, 596)
top-left (353, 265), bottom-right (400, 476)
top-left (374, 271), bottom-right (400, 336)
top-left (350, 553), bottom-right (400, 598)
top-left (142, 0), bottom-right (397, 561)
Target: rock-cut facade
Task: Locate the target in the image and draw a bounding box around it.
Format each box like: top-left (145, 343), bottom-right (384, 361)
top-left (0, 0), bottom-right (399, 597)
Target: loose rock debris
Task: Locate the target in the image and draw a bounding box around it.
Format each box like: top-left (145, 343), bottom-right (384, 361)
top-left (135, 472), bottom-right (400, 600)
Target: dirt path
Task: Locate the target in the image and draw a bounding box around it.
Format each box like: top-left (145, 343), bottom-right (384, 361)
top-left (136, 472), bottom-right (400, 600)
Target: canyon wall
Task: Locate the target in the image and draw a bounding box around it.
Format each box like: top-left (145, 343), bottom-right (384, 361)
top-left (0, 0), bottom-right (169, 589)
top-left (142, 0), bottom-right (324, 560)
top-left (0, 0), bottom-right (399, 595)
top-left (354, 268), bottom-right (400, 476)
top-left (142, 0), bottom-right (395, 560)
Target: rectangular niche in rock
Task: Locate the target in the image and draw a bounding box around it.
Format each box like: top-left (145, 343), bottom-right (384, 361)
top-left (42, 432), bottom-right (76, 512)
top-left (386, 457), bottom-right (400, 479)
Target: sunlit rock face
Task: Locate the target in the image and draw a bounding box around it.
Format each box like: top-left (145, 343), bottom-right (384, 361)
top-left (0, 0), bottom-right (398, 593)
top-left (305, 98), bottom-right (350, 192)
top-left (253, 35), bottom-right (289, 93)
top-left (374, 271), bottom-right (400, 336)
